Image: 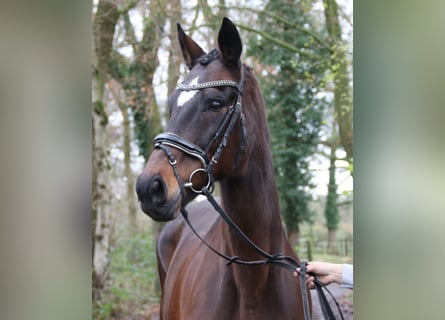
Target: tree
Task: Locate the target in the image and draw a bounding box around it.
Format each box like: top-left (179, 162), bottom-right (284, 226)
top-left (247, 0), bottom-right (331, 242)
top-left (107, 80), bottom-right (139, 230)
top-left (106, 1), bottom-right (168, 232)
top-left (92, 0), bottom-right (121, 300)
top-left (324, 144), bottom-right (339, 253)
top-left (167, 0), bottom-right (182, 97)
top-left (92, 1), bottom-right (176, 314)
top-left (323, 0), bottom-right (353, 165)
top-left (108, 1), bottom-right (166, 161)
top-left (319, 0), bottom-right (352, 251)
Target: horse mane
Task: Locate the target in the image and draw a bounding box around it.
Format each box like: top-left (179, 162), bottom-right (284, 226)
top-left (197, 50), bottom-right (272, 180)
top-left (237, 65), bottom-right (273, 179)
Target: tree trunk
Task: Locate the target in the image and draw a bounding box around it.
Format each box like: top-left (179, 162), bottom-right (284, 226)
top-left (126, 1), bottom-right (167, 161)
top-left (92, 0), bottom-right (120, 300)
top-left (92, 72), bottom-right (113, 300)
top-left (167, 0), bottom-right (182, 97)
top-left (327, 228), bottom-right (337, 254)
top-left (120, 104), bottom-right (138, 230)
top-left (323, 0), bottom-right (353, 164)
top-left (324, 143), bottom-right (339, 254)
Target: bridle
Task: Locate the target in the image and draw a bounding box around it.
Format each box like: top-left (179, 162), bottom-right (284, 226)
top-left (153, 75), bottom-right (246, 195)
top-left (153, 67), bottom-right (344, 320)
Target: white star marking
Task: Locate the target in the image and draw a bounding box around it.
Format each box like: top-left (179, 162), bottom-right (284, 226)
top-left (177, 76), bottom-right (199, 107)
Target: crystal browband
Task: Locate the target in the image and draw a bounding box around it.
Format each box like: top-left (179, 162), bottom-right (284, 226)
top-left (177, 80), bottom-right (240, 91)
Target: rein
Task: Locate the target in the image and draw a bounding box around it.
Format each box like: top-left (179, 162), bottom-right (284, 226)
top-left (153, 74), bottom-right (344, 320)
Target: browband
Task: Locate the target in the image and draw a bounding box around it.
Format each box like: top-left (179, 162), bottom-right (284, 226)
top-left (177, 79), bottom-right (240, 92)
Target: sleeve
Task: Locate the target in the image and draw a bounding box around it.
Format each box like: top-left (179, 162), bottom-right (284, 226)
top-left (341, 263), bottom-right (353, 289)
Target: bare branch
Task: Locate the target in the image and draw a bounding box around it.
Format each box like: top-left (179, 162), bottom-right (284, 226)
top-left (122, 11), bottom-right (138, 54)
top-left (236, 23), bottom-right (323, 60)
top-left (119, 0), bottom-right (140, 14)
top-left (222, 5), bottom-right (331, 50)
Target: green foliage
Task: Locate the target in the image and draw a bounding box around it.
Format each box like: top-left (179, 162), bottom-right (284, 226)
top-left (93, 100), bottom-right (108, 126)
top-left (108, 54), bottom-right (163, 160)
top-left (93, 225), bottom-right (160, 320)
top-left (247, 0), bottom-right (330, 234)
top-left (325, 151), bottom-right (339, 230)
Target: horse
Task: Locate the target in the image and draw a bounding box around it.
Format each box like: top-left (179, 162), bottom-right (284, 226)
top-left (135, 17), bottom-right (309, 320)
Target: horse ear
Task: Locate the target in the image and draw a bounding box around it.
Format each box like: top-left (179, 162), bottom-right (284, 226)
top-left (217, 17), bottom-right (242, 68)
top-left (177, 23), bottom-right (206, 70)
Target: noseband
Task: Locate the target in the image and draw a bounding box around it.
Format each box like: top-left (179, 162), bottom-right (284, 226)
top-left (153, 73), bottom-right (246, 194)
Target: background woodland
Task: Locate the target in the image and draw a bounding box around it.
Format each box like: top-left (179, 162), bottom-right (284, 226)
top-left (92, 0), bottom-right (352, 318)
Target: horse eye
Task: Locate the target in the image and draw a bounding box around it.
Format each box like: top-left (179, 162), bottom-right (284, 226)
top-left (209, 100), bottom-right (224, 110)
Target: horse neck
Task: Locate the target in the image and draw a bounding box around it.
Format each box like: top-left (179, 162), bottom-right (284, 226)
top-left (219, 147), bottom-right (286, 262)
top-left (219, 75), bottom-right (286, 260)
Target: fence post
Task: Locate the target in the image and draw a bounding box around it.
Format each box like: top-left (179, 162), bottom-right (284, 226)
top-left (306, 240), bottom-right (312, 261)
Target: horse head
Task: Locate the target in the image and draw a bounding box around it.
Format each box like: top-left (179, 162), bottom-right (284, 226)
top-left (136, 18), bottom-right (248, 221)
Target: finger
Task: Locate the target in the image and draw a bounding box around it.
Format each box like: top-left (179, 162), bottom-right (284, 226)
top-left (306, 279), bottom-right (315, 289)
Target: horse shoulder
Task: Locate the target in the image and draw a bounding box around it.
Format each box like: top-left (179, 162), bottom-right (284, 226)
top-left (156, 199), bottom-right (221, 283)
top-left (156, 216), bottom-right (185, 287)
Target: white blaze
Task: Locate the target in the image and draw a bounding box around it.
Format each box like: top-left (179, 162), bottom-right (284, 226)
top-left (177, 76), bottom-right (199, 107)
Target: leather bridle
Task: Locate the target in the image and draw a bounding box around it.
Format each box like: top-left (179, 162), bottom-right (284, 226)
top-left (152, 70), bottom-right (344, 320)
top-left (153, 72), bottom-right (246, 194)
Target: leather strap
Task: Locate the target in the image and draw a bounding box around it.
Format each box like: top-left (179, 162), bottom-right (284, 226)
top-left (154, 132), bottom-right (208, 167)
top-left (298, 261), bottom-right (311, 320)
top-left (314, 278), bottom-right (344, 320)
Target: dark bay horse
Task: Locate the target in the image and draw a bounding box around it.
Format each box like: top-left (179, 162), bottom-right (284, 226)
top-left (136, 17), bottom-right (309, 320)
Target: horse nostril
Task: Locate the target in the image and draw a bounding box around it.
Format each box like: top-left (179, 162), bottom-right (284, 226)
top-left (149, 177), bottom-right (167, 206)
top-left (136, 175), bottom-right (168, 207)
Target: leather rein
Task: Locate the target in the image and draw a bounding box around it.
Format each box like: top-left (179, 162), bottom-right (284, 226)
top-left (153, 73), bottom-right (344, 320)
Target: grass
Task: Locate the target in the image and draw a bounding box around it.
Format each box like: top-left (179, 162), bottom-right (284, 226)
top-left (93, 220), bottom-right (160, 320)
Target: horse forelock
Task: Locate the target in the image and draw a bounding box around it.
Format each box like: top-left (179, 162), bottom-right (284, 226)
top-left (198, 48), bottom-right (220, 66)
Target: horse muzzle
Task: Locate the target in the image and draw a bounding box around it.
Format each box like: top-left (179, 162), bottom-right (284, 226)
top-left (135, 148), bottom-right (207, 221)
top-left (135, 172), bottom-right (180, 221)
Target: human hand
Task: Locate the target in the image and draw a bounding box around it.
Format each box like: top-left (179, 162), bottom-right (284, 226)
top-left (294, 261), bottom-right (343, 289)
